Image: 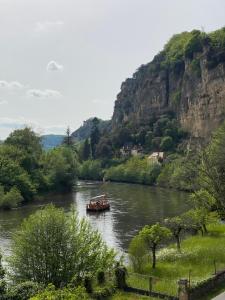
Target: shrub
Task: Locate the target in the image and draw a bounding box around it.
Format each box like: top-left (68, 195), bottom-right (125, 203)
top-left (31, 284), bottom-right (88, 300)
top-left (9, 205), bottom-right (116, 286)
top-left (0, 186), bottom-right (23, 210)
top-left (79, 160), bottom-right (103, 180)
top-left (7, 281), bottom-right (42, 300)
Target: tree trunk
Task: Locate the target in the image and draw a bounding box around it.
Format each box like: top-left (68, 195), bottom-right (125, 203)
top-left (152, 245), bottom-right (156, 269)
top-left (175, 235), bottom-right (181, 252)
top-left (203, 224), bottom-right (208, 234)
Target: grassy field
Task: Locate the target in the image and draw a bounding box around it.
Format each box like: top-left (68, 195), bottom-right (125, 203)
top-left (127, 223), bottom-right (225, 297)
top-left (109, 291), bottom-right (157, 300)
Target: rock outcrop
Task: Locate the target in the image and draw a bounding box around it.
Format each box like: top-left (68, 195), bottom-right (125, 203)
top-left (112, 29), bottom-right (225, 140)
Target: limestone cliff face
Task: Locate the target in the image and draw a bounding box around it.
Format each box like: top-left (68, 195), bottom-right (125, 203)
top-left (112, 44), bottom-right (225, 140)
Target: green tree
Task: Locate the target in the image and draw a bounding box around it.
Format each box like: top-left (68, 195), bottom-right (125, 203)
top-left (63, 126), bottom-right (73, 147)
top-left (160, 136), bottom-right (173, 151)
top-left (164, 216), bottom-right (185, 252)
top-left (95, 138), bottom-right (113, 159)
top-left (90, 118), bottom-right (100, 158)
top-left (5, 127), bottom-right (42, 174)
top-left (81, 139), bottom-right (91, 161)
top-left (42, 147), bottom-right (78, 192)
top-left (0, 186), bottom-right (23, 210)
top-left (9, 205), bottom-right (115, 286)
top-left (128, 235), bottom-right (147, 272)
top-left (199, 122), bottom-right (225, 214)
top-left (138, 223), bottom-right (171, 269)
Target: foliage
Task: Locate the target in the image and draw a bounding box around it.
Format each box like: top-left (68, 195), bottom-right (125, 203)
top-left (104, 157), bottom-right (161, 185)
top-left (164, 216), bottom-right (185, 251)
top-left (0, 186), bottom-right (23, 209)
top-left (160, 136), bottom-right (173, 151)
top-left (42, 146), bottom-right (78, 192)
top-left (80, 139), bottom-right (91, 161)
top-left (157, 155), bottom-right (199, 191)
top-left (0, 128), bottom-right (79, 206)
top-left (128, 235), bottom-right (148, 272)
top-left (31, 284), bottom-right (88, 300)
top-left (198, 122), bottom-right (225, 214)
top-left (90, 118), bottom-right (101, 158)
top-left (95, 137), bottom-right (113, 159)
top-left (190, 189), bottom-right (216, 211)
top-left (9, 205), bottom-right (116, 286)
top-left (171, 90), bottom-right (181, 106)
top-left (138, 223), bottom-right (172, 268)
top-left (79, 160), bottom-right (103, 181)
top-left (7, 281), bottom-right (42, 300)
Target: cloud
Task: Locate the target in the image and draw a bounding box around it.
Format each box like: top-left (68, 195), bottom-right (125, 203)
top-left (0, 80), bottom-right (24, 90)
top-left (46, 61), bottom-right (64, 72)
top-left (0, 99), bottom-right (8, 105)
top-left (0, 117), bottom-right (37, 129)
top-left (26, 89), bottom-right (62, 99)
top-left (34, 21), bottom-right (64, 32)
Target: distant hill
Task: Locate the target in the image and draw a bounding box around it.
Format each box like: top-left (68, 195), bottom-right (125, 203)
top-left (41, 134), bottom-right (65, 150)
top-left (71, 118), bottom-right (111, 141)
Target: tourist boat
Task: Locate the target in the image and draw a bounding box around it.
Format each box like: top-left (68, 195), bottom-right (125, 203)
top-left (86, 194), bottom-right (110, 212)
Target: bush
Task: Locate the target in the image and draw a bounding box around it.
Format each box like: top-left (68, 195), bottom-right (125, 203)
top-left (104, 157), bottom-right (161, 185)
top-left (92, 284), bottom-right (115, 299)
top-left (79, 160), bottom-right (103, 181)
top-left (160, 136), bottom-right (174, 151)
top-left (9, 205), bottom-right (116, 286)
top-left (7, 281), bottom-right (42, 300)
top-left (0, 186), bottom-right (23, 210)
top-left (31, 284), bottom-right (88, 300)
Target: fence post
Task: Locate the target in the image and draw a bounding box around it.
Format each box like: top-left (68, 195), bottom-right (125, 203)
top-left (178, 279), bottom-right (189, 300)
top-left (149, 276), bottom-right (153, 294)
top-left (214, 260), bottom-right (217, 275)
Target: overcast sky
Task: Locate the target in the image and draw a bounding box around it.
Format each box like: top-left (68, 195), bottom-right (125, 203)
top-left (0, 0), bottom-right (224, 138)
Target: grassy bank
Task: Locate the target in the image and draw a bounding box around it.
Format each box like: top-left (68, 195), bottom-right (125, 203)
top-left (128, 223), bottom-right (225, 296)
top-left (110, 292), bottom-right (156, 300)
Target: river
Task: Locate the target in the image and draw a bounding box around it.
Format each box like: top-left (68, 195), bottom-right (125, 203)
top-left (0, 181), bottom-right (190, 259)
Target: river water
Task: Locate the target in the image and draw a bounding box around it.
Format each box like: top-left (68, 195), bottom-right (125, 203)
top-left (0, 181), bottom-right (190, 258)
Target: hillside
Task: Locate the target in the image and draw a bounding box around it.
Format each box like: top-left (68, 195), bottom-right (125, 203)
top-left (71, 118), bottom-right (111, 141)
top-left (112, 28), bottom-right (225, 142)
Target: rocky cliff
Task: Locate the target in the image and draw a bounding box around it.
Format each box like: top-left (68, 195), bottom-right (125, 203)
top-left (112, 28), bottom-right (225, 140)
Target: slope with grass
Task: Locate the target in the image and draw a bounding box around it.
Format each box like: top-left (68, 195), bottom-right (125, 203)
top-left (128, 223), bottom-right (225, 296)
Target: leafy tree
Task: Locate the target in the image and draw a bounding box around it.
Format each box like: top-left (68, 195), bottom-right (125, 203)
top-left (90, 118), bottom-right (100, 158)
top-left (42, 147), bottom-right (78, 192)
top-left (0, 186), bottom-right (23, 210)
top-left (0, 251), bottom-right (5, 279)
top-left (164, 216), bottom-right (185, 252)
top-left (79, 160), bottom-right (103, 181)
top-left (5, 127), bottom-right (42, 174)
top-left (190, 189), bottom-right (216, 211)
top-left (128, 235), bottom-right (148, 272)
top-left (9, 205), bottom-right (115, 286)
top-left (111, 127), bottom-right (132, 148)
top-left (182, 209), bottom-right (218, 236)
top-left (160, 136), bottom-right (174, 151)
top-left (81, 139), bottom-right (91, 161)
top-left (138, 223), bottom-right (171, 269)
top-left (95, 138), bottom-right (113, 159)
top-left (0, 157), bottom-right (36, 201)
top-left (199, 122), bottom-right (225, 214)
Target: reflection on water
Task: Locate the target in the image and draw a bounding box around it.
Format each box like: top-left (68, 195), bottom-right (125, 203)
top-left (0, 181), bottom-right (190, 258)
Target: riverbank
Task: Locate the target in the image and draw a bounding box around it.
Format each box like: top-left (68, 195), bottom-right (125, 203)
top-left (128, 223), bottom-right (225, 296)
top-left (79, 155), bottom-right (197, 192)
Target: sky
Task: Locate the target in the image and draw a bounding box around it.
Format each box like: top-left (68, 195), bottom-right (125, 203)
top-left (0, 0), bottom-right (224, 139)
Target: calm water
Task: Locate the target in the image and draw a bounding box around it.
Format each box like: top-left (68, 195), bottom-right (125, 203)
top-left (0, 181), bottom-right (190, 259)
